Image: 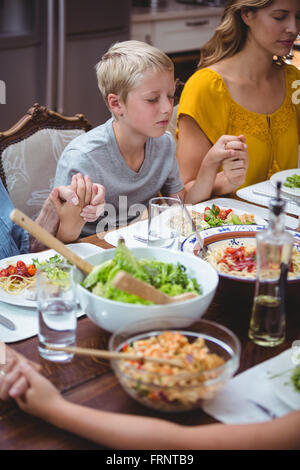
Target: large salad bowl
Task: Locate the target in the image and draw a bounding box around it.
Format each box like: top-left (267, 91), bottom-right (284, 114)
top-left (74, 247), bottom-right (219, 333)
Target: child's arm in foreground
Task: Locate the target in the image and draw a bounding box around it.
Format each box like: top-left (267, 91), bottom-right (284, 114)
top-left (10, 363), bottom-right (300, 450)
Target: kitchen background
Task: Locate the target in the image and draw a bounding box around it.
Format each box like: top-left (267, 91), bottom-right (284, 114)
top-left (0, 0), bottom-right (226, 130)
top-left (1, 0), bottom-right (298, 132)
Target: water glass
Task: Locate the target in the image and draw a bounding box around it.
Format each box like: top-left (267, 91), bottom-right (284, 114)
top-left (37, 263), bottom-right (77, 362)
top-left (148, 197), bottom-right (182, 250)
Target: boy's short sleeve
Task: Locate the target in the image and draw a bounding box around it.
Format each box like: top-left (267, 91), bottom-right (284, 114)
top-left (177, 68), bottom-right (230, 144)
top-left (54, 147), bottom-right (97, 188)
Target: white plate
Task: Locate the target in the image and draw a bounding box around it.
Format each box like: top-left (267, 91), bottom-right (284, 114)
top-left (0, 243), bottom-right (103, 308)
top-left (270, 169), bottom-right (300, 198)
top-left (269, 368), bottom-right (300, 411)
top-left (104, 199), bottom-right (268, 248)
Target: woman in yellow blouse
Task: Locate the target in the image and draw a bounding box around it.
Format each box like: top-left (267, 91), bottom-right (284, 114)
top-left (177, 0), bottom-right (300, 196)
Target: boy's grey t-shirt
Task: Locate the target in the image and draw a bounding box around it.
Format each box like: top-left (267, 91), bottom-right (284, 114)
top-left (54, 118), bottom-right (183, 236)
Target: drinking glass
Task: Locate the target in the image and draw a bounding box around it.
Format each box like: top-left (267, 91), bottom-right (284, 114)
top-left (148, 197), bottom-right (182, 250)
top-left (37, 263), bottom-right (77, 362)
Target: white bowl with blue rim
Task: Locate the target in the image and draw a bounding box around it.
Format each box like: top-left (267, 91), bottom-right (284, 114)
top-left (181, 225), bottom-right (300, 285)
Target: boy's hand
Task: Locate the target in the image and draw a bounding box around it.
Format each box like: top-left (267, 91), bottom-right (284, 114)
top-left (12, 362), bottom-right (62, 421)
top-left (53, 174), bottom-right (106, 223)
top-left (50, 173), bottom-right (92, 242)
top-left (80, 183), bottom-right (106, 223)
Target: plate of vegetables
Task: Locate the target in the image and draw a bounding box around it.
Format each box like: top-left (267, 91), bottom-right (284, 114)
top-left (177, 203), bottom-right (266, 237)
top-left (270, 169), bottom-right (300, 198)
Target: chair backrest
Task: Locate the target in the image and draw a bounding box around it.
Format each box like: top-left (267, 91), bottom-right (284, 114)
top-left (0, 103), bottom-right (92, 219)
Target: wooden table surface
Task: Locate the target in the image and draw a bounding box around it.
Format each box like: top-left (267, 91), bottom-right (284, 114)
top-left (0, 231), bottom-right (299, 450)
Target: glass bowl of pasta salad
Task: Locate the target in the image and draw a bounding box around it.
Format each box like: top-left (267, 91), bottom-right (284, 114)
top-left (109, 317), bottom-right (240, 413)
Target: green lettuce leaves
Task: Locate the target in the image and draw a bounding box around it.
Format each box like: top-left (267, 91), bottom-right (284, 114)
top-left (82, 240), bottom-right (201, 305)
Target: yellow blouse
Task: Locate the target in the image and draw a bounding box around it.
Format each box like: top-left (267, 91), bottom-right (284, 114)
top-left (177, 65), bottom-right (300, 188)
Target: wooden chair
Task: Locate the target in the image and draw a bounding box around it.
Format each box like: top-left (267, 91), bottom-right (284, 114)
top-left (0, 103), bottom-right (92, 219)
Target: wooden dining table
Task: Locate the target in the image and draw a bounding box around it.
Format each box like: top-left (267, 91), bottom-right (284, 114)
top-left (0, 226), bottom-right (299, 451)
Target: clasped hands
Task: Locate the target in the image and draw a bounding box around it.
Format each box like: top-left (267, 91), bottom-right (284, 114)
top-left (52, 173), bottom-right (105, 222)
top-left (207, 134), bottom-right (249, 190)
top-left (49, 173), bottom-right (106, 242)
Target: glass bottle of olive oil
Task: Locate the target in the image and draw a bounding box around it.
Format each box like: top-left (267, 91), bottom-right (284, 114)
top-left (248, 182), bottom-right (293, 347)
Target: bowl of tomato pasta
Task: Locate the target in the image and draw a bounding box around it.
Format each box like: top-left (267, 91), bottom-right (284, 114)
top-left (181, 225), bottom-right (300, 290)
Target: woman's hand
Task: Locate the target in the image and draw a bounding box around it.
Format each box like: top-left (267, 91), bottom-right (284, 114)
top-left (205, 135), bottom-right (247, 166)
top-left (222, 135), bottom-right (248, 189)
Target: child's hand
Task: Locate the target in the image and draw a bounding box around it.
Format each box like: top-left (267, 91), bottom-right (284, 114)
top-left (80, 183), bottom-right (106, 223)
top-left (0, 348), bottom-right (41, 401)
top-left (50, 173), bottom-right (93, 242)
top-left (222, 135), bottom-right (248, 189)
top-left (11, 362), bottom-right (62, 421)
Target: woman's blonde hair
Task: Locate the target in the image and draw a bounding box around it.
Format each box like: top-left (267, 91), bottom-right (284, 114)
top-left (198, 0), bottom-right (286, 68)
top-left (95, 40), bottom-right (174, 111)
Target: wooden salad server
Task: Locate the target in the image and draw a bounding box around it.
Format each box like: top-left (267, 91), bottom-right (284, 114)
top-left (10, 208), bottom-right (94, 275)
top-left (113, 270), bottom-right (197, 305)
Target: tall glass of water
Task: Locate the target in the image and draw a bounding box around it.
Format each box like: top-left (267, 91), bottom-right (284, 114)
top-left (148, 197), bottom-right (182, 250)
top-left (37, 263), bottom-right (77, 362)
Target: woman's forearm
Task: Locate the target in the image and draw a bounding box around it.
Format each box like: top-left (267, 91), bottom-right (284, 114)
top-left (184, 158), bottom-right (220, 204)
top-left (211, 171), bottom-right (236, 197)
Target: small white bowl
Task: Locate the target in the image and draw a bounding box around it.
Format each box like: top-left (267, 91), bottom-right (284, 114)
top-left (74, 247), bottom-right (219, 333)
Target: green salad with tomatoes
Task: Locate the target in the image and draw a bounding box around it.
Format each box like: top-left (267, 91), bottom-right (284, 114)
top-left (202, 204), bottom-right (255, 228)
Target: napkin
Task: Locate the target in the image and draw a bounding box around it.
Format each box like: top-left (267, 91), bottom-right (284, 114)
top-left (0, 302), bottom-right (85, 343)
top-left (237, 181), bottom-right (299, 221)
top-left (202, 349), bottom-right (297, 424)
top-left (0, 243), bottom-right (104, 343)
top-left (105, 219), bottom-right (149, 248)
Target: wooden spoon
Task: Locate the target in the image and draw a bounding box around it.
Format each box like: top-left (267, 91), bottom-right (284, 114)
top-left (113, 270), bottom-right (197, 304)
top-left (10, 209), bottom-right (94, 275)
top-left (45, 345), bottom-right (184, 368)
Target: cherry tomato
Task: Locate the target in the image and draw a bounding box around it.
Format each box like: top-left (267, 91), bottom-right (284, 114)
top-left (219, 210), bottom-right (227, 220)
top-left (7, 265), bottom-right (17, 276)
top-left (16, 261), bottom-right (27, 269)
top-left (27, 264), bottom-right (36, 277)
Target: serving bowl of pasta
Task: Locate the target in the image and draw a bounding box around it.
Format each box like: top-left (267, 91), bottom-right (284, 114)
top-left (109, 317), bottom-right (240, 413)
top-left (181, 225), bottom-right (300, 287)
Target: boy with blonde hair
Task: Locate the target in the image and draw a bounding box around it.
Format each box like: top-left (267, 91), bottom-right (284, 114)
top-left (54, 40), bottom-right (248, 235)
